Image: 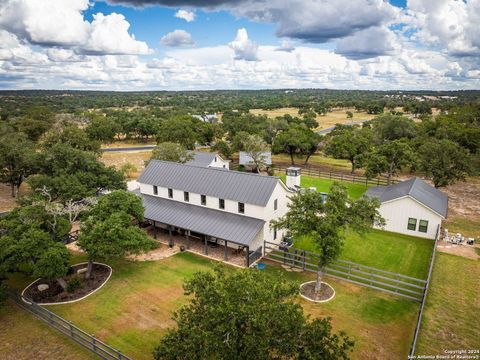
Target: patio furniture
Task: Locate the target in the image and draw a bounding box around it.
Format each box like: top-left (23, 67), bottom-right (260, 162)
top-left (467, 238), bottom-right (475, 246)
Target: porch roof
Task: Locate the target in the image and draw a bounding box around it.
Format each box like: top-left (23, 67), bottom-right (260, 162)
top-left (142, 195), bottom-right (265, 246)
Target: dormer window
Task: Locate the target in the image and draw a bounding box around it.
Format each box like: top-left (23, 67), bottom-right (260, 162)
top-left (153, 185), bottom-right (158, 195)
top-left (219, 198), bottom-right (225, 209)
top-left (168, 188), bottom-right (173, 198)
top-left (184, 191), bottom-right (189, 202)
top-left (201, 195), bottom-right (207, 205)
top-left (238, 202), bottom-right (245, 214)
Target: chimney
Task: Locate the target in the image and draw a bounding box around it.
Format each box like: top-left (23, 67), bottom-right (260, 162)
top-left (286, 167), bottom-right (301, 189)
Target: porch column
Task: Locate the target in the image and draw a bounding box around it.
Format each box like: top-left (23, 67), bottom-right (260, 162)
top-left (204, 235), bottom-right (208, 255)
top-left (168, 226), bottom-right (174, 247)
top-left (153, 220), bottom-right (157, 240)
top-left (224, 240), bottom-right (228, 261)
top-left (245, 246), bottom-right (250, 267)
top-left (186, 230), bottom-right (190, 249)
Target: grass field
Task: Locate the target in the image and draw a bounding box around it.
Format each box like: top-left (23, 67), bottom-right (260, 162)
top-left (415, 253), bottom-right (480, 355)
top-left (277, 173), bottom-right (369, 199)
top-left (6, 251), bottom-right (420, 360)
top-left (100, 150), bottom-right (152, 178)
top-left (294, 229), bottom-right (434, 279)
top-left (444, 215), bottom-right (480, 239)
top-left (249, 107), bottom-right (376, 130)
top-left (0, 301), bottom-right (94, 360)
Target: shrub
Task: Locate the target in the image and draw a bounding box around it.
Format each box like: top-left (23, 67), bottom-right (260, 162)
top-left (66, 276), bottom-right (82, 293)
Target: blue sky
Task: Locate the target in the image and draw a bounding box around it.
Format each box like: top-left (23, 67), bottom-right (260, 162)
top-left (0, 0), bottom-right (479, 90)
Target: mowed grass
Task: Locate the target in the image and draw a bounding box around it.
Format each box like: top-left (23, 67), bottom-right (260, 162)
top-left (264, 263), bottom-right (419, 360)
top-left (249, 107), bottom-right (375, 130)
top-left (294, 229), bottom-right (434, 279)
top-left (9, 251), bottom-right (419, 360)
top-left (0, 301), bottom-right (94, 360)
top-left (278, 173), bottom-right (369, 199)
top-left (415, 253), bottom-right (480, 355)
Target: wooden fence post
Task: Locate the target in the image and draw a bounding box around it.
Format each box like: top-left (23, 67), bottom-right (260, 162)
top-left (92, 334), bottom-right (96, 352)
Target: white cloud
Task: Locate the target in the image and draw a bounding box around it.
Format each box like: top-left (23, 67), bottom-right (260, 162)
top-left (404, 0), bottom-right (480, 57)
top-left (228, 28), bottom-right (258, 61)
top-left (275, 40), bottom-right (295, 53)
top-left (175, 9), bottom-right (195, 22)
top-left (0, 0), bottom-right (151, 55)
top-left (160, 29), bottom-right (195, 47)
top-left (335, 26), bottom-right (398, 59)
top-left (82, 13), bottom-right (151, 55)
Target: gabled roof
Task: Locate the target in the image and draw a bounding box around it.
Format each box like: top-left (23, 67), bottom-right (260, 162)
top-left (239, 151), bottom-right (272, 166)
top-left (143, 195), bottom-right (264, 246)
top-left (138, 160), bottom-right (281, 206)
top-left (365, 177), bottom-right (448, 218)
top-left (185, 151), bottom-right (217, 167)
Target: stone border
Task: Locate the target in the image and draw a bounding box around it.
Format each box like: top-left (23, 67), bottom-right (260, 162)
top-left (21, 262), bottom-right (112, 306)
top-left (299, 281), bottom-right (336, 303)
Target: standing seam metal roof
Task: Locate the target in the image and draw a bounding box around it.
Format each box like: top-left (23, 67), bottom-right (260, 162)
top-left (138, 160), bottom-right (280, 206)
top-left (142, 195), bottom-right (264, 246)
top-left (185, 151), bottom-right (217, 167)
top-left (365, 177), bottom-right (448, 218)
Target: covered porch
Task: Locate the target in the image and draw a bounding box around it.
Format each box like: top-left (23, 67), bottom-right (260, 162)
top-left (142, 195), bottom-right (265, 268)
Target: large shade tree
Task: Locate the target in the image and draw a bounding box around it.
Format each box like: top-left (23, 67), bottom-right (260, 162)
top-left (418, 139), bottom-right (471, 187)
top-left (77, 190), bottom-right (155, 278)
top-left (154, 268), bottom-right (354, 360)
top-left (0, 132), bottom-right (38, 197)
top-left (272, 184), bottom-right (383, 298)
top-left (0, 207), bottom-right (71, 290)
top-left (149, 142), bottom-right (194, 164)
top-left (325, 126), bottom-right (372, 173)
top-left (28, 143), bottom-right (125, 201)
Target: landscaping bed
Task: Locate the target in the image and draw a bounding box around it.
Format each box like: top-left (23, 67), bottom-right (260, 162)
top-left (22, 263), bottom-right (111, 304)
top-left (300, 281), bottom-right (335, 302)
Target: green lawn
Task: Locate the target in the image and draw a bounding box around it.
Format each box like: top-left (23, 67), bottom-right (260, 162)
top-left (294, 229), bottom-right (434, 279)
top-left (6, 251), bottom-right (420, 360)
top-left (416, 253), bottom-right (480, 355)
top-left (278, 174), bottom-right (369, 199)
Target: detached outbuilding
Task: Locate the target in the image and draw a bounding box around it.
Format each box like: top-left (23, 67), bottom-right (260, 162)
top-left (366, 177), bottom-right (448, 239)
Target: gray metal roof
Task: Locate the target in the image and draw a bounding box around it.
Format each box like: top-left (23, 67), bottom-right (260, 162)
top-left (365, 177), bottom-right (448, 218)
top-left (185, 151), bottom-right (217, 167)
top-left (138, 160), bottom-right (280, 206)
top-left (239, 151), bottom-right (272, 166)
top-left (142, 195), bottom-right (264, 246)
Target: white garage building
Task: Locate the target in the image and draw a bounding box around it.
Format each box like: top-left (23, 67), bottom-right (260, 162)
top-left (366, 177), bottom-right (448, 239)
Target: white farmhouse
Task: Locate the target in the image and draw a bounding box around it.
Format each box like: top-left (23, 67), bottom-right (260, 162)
top-left (137, 160), bottom-right (295, 265)
top-left (187, 151), bottom-right (230, 169)
top-left (366, 177), bottom-right (448, 239)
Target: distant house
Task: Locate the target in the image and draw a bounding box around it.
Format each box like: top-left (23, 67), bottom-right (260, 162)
top-left (186, 151), bottom-right (230, 169)
top-left (192, 114), bottom-right (218, 123)
top-left (239, 151), bottom-right (272, 167)
top-left (366, 177), bottom-right (448, 239)
top-left (137, 161), bottom-right (295, 265)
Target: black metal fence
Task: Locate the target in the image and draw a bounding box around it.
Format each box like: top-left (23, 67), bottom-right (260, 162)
top-left (274, 166), bottom-right (398, 186)
top-left (8, 291), bottom-right (131, 360)
top-left (263, 241), bottom-right (426, 302)
top-left (409, 225), bottom-right (441, 356)
top-left (248, 246), bottom-right (263, 267)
